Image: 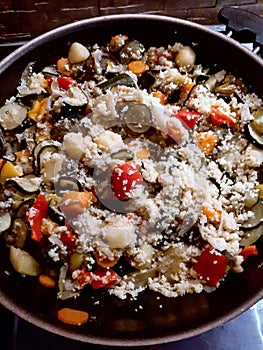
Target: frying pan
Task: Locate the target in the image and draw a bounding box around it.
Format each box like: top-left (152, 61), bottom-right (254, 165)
top-left (0, 13), bottom-right (263, 347)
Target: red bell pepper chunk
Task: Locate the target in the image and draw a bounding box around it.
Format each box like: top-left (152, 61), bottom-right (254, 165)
top-left (77, 267), bottom-right (119, 290)
top-left (171, 110), bottom-right (202, 129)
top-left (240, 245), bottom-right (258, 261)
top-left (90, 267), bottom-right (119, 289)
top-left (210, 106), bottom-right (237, 127)
top-left (193, 248), bottom-right (229, 287)
top-left (27, 192), bottom-right (49, 242)
top-left (157, 53), bottom-right (173, 61)
top-left (57, 76), bottom-right (74, 90)
top-left (60, 226), bottom-right (76, 249)
top-left (111, 162), bottom-right (143, 200)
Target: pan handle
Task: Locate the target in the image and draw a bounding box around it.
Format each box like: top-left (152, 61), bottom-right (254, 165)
top-left (219, 7), bottom-right (263, 51)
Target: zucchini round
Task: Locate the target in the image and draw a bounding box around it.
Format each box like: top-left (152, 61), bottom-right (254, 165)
top-left (111, 149), bottom-right (134, 161)
top-left (55, 176), bottom-right (82, 197)
top-left (4, 218), bottom-right (28, 248)
top-left (6, 175), bottom-right (41, 195)
top-left (123, 103), bottom-right (152, 134)
top-left (244, 122), bottom-right (263, 150)
top-left (0, 212), bottom-right (12, 234)
top-left (16, 198), bottom-right (35, 218)
top-left (33, 140), bottom-right (60, 174)
top-left (48, 199), bottom-right (65, 225)
top-left (240, 200), bottom-right (263, 230)
top-left (0, 102), bottom-right (27, 130)
top-left (240, 223), bottom-right (263, 246)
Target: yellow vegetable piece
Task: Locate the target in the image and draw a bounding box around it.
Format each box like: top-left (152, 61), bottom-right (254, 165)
top-left (195, 132), bottom-right (218, 155)
top-left (0, 161), bottom-right (20, 184)
top-left (202, 206), bottom-right (222, 225)
top-left (28, 98), bottom-right (48, 122)
top-left (255, 184), bottom-right (263, 200)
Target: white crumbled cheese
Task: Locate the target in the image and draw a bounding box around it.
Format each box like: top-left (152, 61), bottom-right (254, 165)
top-left (17, 72), bottom-right (47, 96)
top-left (63, 132), bottom-right (85, 160)
top-left (94, 130), bottom-right (125, 152)
top-left (1, 35), bottom-right (262, 303)
top-left (102, 215), bottom-right (136, 249)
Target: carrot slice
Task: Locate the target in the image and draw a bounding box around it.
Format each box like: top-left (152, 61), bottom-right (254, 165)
top-left (60, 191), bottom-right (93, 218)
top-left (57, 58), bottom-right (72, 76)
top-left (152, 91), bottom-right (167, 105)
top-left (128, 60), bottom-right (148, 75)
top-left (195, 132), bottom-right (218, 155)
top-left (38, 274), bottom-right (56, 288)
top-left (57, 308), bottom-right (89, 326)
top-left (94, 251), bottom-right (120, 268)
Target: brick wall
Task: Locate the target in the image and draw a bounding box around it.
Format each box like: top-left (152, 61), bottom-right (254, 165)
top-left (0, 0), bottom-right (262, 43)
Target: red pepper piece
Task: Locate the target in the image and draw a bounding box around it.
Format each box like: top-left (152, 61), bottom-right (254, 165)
top-left (210, 106), bottom-right (237, 127)
top-left (27, 192), bottom-right (49, 242)
top-left (77, 267), bottom-right (119, 290)
top-left (90, 268), bottom-right (119, 290)
top-left (111, 162), bottom-right (143, 200)
top-left (240, 245), bottom-right (258, 261)
top-left (193, 248), bottom-right (229, 287)
top-left (60, 226), bottom-right (76, 249)
top-left (57, 76), bottom-right (74, 90)
top-left (171, 110), bottom-right (201, 129)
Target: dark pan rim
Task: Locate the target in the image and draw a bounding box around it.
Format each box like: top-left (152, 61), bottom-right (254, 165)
top-left (1, 288), bottom-right (263, 346)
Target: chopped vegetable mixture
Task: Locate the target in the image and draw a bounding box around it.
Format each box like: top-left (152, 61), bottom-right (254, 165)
top-left (0, 35), bottom-right (262, 324)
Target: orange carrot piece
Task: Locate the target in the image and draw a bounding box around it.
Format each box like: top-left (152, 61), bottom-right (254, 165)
top-left (94, 251), bottom-right (120, 268)
top-left (38, 274), bottom-right (56, 288)
top-left (128, 60), bottom-right (148, 75)
top-left (152, 91), bottom-right (167, 105)
top-left (60, 191), bottom-right (93, 218)
top-left (57, 58), bottom-right (72, 76)
top-left (195, 132), bottom-right (218, 155)
top-left (202, 207), bottom-right (222, 225)
top-left (136, 149), bottom-right (150, 160)
top-left (57, 308), bottom-right (89, 326)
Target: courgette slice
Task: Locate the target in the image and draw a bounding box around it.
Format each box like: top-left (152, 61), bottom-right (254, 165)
top-left (5, 218), bottom-right (28, 248)
top-left (0, 102), bottom-right (27, 130)
top-left (16, 198), bottom-right (35, 218)
top-left (111, 149), bottom-right (134, 161)
top-left (123, 103), bottom-right (152, 134)
top-left (240, 223), bottom-right (263, 246)
top-left (6, 175), bottom-right (41, 194)
top-left (240, 200), bottom-right (263, 230)
top-left (33, 141), bottom-right (59, 173)
top-left (55, 176), bottom-right (82, 197)
top-left (48, 199), bottom-right (65, 225)
top-left (60, 102), bottom-right (87, 118)
top-left (245, 122), bottom-right (263, 150)
top-left (97, 73), bottom-right (136, 91)
top-left (42, 65), bottom-right (59, 76)
top-left (0, 128), bottom-right (6, 157)
top-left (0, 212), bottom-right (12, 234)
